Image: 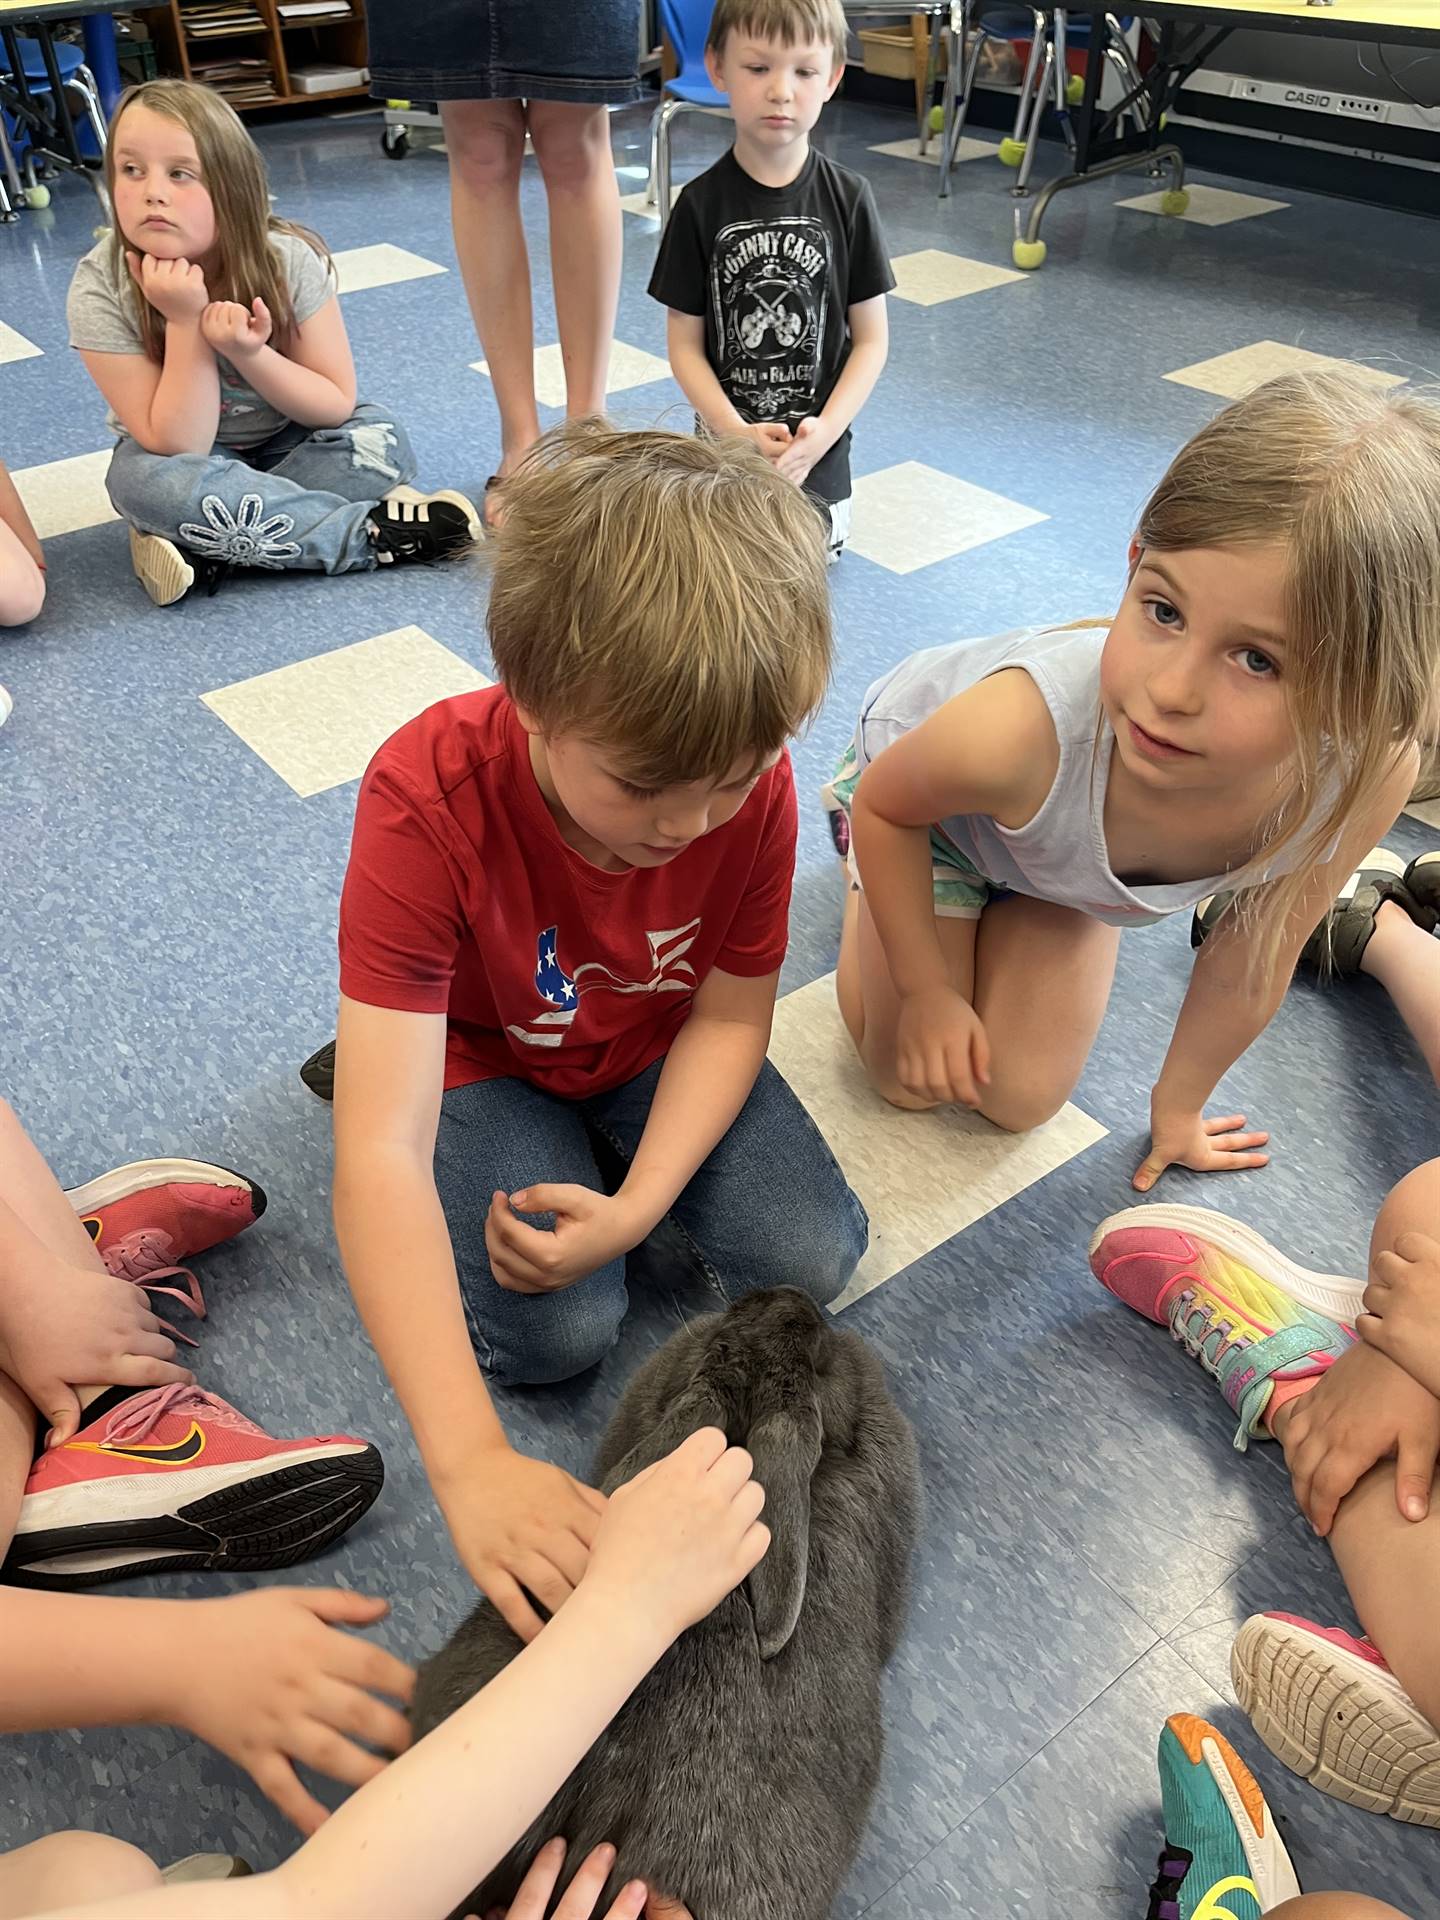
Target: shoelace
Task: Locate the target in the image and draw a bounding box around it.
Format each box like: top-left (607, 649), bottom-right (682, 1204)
top-left (100, 1231), bottom-right (206, 1346)
top-left (1166, 1287), bottom-right (1248, 1380)
top-left (1144, 1848), bottom-right (1190, 1920)
top-left (104, 1381), bottom-right (265, 1447)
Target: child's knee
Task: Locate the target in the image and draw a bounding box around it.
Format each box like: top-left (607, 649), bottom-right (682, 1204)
top-left (978, 1078), bottom-right (1067, 1134)
top-left (0, 563), bottom-right (44, 628)
top-left (474, 1291), bottom-right (626, 1387)
top-left (0, 1831), bottom-right (162, 1911)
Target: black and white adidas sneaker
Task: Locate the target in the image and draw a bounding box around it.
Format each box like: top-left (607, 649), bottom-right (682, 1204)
top-left (366, 487), bottom-right (482, 566)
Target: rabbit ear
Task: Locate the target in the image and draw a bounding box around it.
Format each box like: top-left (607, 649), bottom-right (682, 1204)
top-left (744, 1405), bottom-right (822, 1660)
top-left (601, 1379), bottom-right (728, 1493)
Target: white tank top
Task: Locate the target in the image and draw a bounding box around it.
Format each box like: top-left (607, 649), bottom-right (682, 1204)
top-left (850, 623), bottom-right (1335, 930)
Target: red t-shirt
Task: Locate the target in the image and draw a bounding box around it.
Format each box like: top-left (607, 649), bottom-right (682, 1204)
top-left (338, 687), bottom-right (797, 1097)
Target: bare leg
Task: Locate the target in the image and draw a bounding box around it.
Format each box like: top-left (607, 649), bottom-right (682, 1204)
top-left (1268, 1901), bottom-right (1413, 1920)
top-left (1360, 900), bottom-right (1440, 1084)
top-left (835, 884), bottom-right (976, 1109)
top-left (439, 99), bottom-right (542, 475)
top-left (1272, 1162), bottom-right (1440, 1730)
top-left (836, 886), bottom-right (1118, 1127)
top-left (0, 1098), bottom-right (115, 1559)
top-left (0, 1834), bottom-right (161, 1916)
top-left (527, 102), bottom-right (622, 419)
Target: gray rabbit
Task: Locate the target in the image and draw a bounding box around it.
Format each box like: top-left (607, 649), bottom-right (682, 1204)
top-left (411, 1286), bottom-right (920, 1920)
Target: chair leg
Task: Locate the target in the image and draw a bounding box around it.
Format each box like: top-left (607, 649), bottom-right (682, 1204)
top-left (1009, 23), bottom-right (1046, 144)
top-left (645, 98), bottom-right (662, 205)
top-left (1013, 37), bottom-right (1054, 195)
top-left (66, 74), bottom-right (109, 157)
top-left (652, 97), bottom-right (694, 229)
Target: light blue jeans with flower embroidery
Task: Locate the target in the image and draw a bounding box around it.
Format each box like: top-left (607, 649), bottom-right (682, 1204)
top-left (105, 403), bottom-right (417, 574)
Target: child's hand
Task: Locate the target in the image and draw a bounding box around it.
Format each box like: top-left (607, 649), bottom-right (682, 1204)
top-left (741, 421), bottom-right (791, 464)
top-left (1358, 1232), bottom-right (1440, 1401)
top-left (1277, 1341), bottom-right (1440, 1534)
top-left (442, 1443), bottom-right (608, 1644)
top-left (775, 415), bottom-right (831, 485)
top-left (126, 249), bottom-right (209, 321)
top-left (1133, 1103), bottom-right (1270, 1191)
top-left (0, 1253), bottom-right (192, 1446)
top-left (895, 983), bottom-right (990, 1108)
top-left (585, 1427), bottom-right (769, 1645)
top-left (485, 1186), bottom-right (643, 1295)
top-left (168, 1588), bottom-right (415, 1834)
top-left (480, 1838), bottom-right (695, 1919)
top-left (200, 297), bottom-right (273, 361)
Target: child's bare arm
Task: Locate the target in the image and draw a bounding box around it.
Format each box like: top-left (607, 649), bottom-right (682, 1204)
top-left (0, 1586), bottom-right (414, 1834)
top-left (332, 995), bottom-right (606, 1645)
top-left (206, 294), bottom-right (357, 429)
top-left (665, 310), bottom-right (789, 462)
top-left (78, 253), bottom-right (221, 455)
top-left (0, 456), bottom-right (44, 570)
top-left (776, 295), bottom-right (888, 487)
top-left (1137, 749), bottom-right (1418, 1190)
top-left (33, 1432), bottom-right (764, 1920)
top-left (850, 671), bottom-right (1057, 1105)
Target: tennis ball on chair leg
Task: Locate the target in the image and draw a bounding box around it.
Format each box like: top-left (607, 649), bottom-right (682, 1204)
top-left (928, 103), bottom-right (944, 133)
top-left (1159, 187), bottom-right (1190, 215)
top-left (998, 136), bottom-right (1026, 166)
top-left (1012, 237), bottom-right (1046, 269)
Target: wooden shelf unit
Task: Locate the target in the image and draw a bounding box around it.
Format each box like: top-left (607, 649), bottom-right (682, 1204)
top-left (137, 0), bottom-right (370, 112)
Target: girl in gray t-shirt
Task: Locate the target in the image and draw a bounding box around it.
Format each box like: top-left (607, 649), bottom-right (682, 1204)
top-left (68, 79), bottom-right (480, 607)
top-left (829, 371), bottom-right (1440, 1195)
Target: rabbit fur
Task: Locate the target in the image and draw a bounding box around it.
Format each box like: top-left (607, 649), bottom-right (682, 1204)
top-left (410, 1286), bottom-right (920, 1920)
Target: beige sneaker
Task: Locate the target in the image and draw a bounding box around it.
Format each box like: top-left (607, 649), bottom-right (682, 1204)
top-left (161, 1854), bottom-right (252, 1881)
top-left (128, 528), bottom-right (196, 608)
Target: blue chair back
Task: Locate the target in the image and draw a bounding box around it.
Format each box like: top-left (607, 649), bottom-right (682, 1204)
top-left (657, 0), bottom-right (729, 106)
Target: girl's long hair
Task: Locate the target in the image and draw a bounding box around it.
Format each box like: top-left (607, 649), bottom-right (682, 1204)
top-left (1135, 369), bottom-right (1440, 978)
top-left (103, 79), bottom-right (332, 363)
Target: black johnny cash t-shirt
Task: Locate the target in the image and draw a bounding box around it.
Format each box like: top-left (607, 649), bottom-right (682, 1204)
top-left (648, 147), bottom-right (894, 504)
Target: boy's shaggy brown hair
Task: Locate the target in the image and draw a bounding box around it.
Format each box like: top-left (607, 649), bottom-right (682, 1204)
top-left (487, 420), bottom-right (833, 786)
top-left (705, 0), bottom-right (849, 67)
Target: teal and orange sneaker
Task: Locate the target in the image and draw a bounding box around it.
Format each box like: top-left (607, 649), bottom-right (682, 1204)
top-left (1232, 1613), bottom-right (1440, 1829)
top-left (1087, 1205), bottom-right (1362, 1450)
top-left (1148, 1713), bottom-right (1301, 1919)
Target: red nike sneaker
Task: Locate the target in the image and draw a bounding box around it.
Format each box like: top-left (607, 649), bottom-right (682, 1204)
top-left (66, 1157), bottom-right (267, 1325)
top-left (1, 1383), bottom-right (382, 1590)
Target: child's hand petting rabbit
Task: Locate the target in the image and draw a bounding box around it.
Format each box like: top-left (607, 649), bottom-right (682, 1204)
top-left (478, 1837), bottom-right (695, 1919)
top-left (584, 1425), bottom-right (770, 1646)
top-left (201, 296), bottom-right (274, 360)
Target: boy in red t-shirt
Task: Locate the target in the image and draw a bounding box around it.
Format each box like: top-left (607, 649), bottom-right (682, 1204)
top-left (332, 421), bottom-right (867, 1643)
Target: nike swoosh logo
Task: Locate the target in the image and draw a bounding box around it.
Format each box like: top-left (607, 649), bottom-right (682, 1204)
top-left (69, 1423), bottom-right (206, 1466)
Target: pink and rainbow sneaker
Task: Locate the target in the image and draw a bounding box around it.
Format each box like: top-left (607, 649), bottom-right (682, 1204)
top-left (1232, 1613), bottom-right (1440, 1829)
top-left (1087, 1205), bottom-right (1363, 1449)
top-left (1, 1382), bottom-right (379, 1590)
top-left (65, 1157), bottom-right (266, 1333)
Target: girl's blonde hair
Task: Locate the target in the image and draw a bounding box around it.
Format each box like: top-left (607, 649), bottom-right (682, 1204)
top-left (1136, 370), bottom-right (1440, 977)
top-left (104, 79), bottom-right (331, 364)
top-left (488, 418), bottom-right (832, 786)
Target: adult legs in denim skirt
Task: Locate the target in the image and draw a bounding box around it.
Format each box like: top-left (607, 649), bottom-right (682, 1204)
top-left (432, 1060), bottom-right (868, 1389)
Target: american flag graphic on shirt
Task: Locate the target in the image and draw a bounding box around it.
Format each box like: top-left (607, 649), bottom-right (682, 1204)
top-left (506, 921), bottom-right (701, 1050)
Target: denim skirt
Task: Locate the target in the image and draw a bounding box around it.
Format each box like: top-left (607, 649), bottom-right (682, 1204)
top-left (367, 0), bottom-right (644, 104)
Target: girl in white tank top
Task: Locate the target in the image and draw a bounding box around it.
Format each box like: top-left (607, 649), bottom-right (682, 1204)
top-left (835, 371), bottom-right (1440, 1192)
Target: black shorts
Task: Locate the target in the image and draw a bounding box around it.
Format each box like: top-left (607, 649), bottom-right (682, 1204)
top-left (367, 0), bottom-right (644, 105)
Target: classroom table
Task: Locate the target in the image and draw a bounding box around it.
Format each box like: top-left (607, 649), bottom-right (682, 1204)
top-left (958, 0), bottom-right (1440, 266)
top-left (0, 0), bottom-right (118, 217)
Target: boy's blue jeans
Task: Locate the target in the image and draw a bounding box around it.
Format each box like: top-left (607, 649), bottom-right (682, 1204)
top-left (433, 1058), bottom-right (869, 1387)
top-left (105, 403), bottom-right (416, 573)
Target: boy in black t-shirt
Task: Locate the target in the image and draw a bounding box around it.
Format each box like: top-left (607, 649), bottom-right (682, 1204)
top-left (648, 0), bottom-right (893, 560)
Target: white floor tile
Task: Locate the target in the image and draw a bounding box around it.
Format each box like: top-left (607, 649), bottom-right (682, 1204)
top-left (768, 973), bottom-right (1107, 1312)
top-left (473, 338), bottom-right (672, 411)
top-left (0, 319), bottom-right (42, 365)
top-left (12, 449), bottom-right (118, 540)
top-left (333, 243), bottom-right (448, 295)
top-left (1164, 341), bottom-right (1405, 402)
top-left (869, 135), bottom-right (996, 167)
top-left (619, 189), bottom-right (661, 224)
top-left (848, 461), bottom-right (1046, 575)
top-left (1406, 796), bottom-right (1440, 830)
top-left (201, 626), bottom-right (490, 798)
top-left (1117, 183), bottom-right (1288, 227)
top-left (890, 248), bottom-right (1024, 306)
